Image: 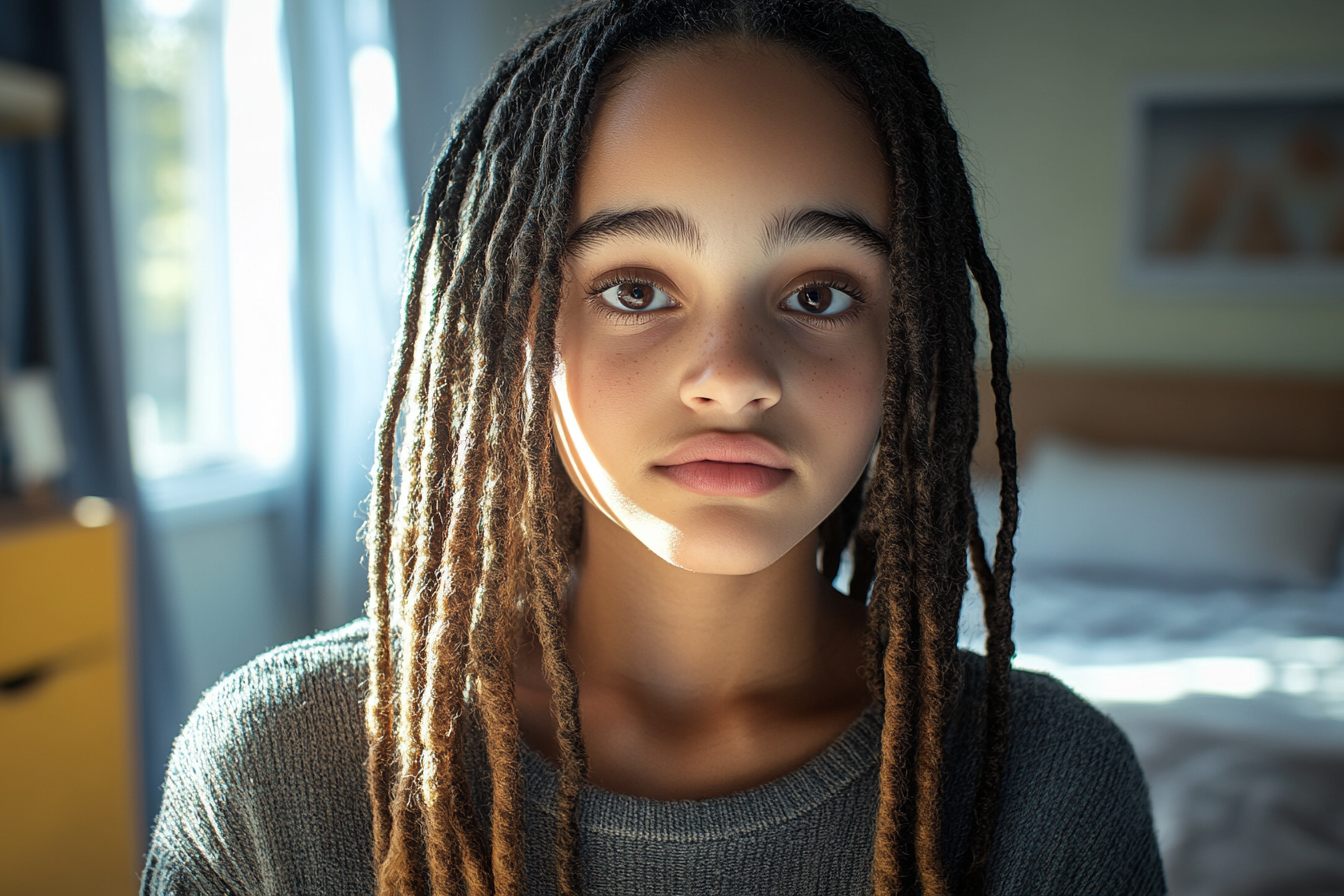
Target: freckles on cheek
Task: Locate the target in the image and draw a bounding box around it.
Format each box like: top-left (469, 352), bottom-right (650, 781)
top-left (568, 341), bottom-right (653, 437)
top-left (806, 338), bottom-right (881, 401)
top-left (805, 348), bottom-right (886, 442)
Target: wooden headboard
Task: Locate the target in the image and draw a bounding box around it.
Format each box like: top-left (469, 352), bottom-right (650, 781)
top-left (974, 366), bottom-right (1344, 473)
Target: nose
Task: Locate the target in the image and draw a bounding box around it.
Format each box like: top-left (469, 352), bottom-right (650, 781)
top-left (679, 314), bottom-right (782, 415)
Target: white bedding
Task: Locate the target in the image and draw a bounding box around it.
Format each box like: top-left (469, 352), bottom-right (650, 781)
top-left (981, 572), bottom-right (1344, 714)
top-left (957, 436), bottom-right (1344, 892)
top-left (963, 571), bottom-right (1344, 895)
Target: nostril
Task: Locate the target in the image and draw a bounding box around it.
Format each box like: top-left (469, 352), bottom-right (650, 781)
top-left (680, 354), bottom-right (782, 414)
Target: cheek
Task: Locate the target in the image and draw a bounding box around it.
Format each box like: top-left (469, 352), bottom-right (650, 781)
top-left (798, 337), bottom-right (887, 470)
top-left (553, 310), bottom-right (671, 480)
top-left (559, 334), bottom-right (651, 454)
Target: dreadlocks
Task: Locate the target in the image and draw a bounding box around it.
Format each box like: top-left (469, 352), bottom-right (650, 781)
top-left (363, 2), bottom-right (1018, 895)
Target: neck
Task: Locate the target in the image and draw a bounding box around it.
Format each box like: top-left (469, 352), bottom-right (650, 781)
top-left (567, 506), bottom-right (865, 714)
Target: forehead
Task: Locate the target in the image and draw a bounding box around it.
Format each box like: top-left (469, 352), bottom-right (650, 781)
top-left (573, 40), bottom-right (890, 233)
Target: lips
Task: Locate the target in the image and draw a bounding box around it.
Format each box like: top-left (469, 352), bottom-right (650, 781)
top-left (655, 433), bottom-right (791, 497)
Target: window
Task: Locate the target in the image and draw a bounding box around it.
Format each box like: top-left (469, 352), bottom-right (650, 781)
top-left (106, 0), bottom-right (297, 479)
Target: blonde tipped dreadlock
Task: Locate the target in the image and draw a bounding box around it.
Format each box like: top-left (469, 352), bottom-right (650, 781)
top-left (364, 2), bottom-right (1019, 894)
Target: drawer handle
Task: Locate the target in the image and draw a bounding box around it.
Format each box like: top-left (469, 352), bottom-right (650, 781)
top-left (0, 639), bottom-right (110, 699)
top-left (0, 664), bottom-right (52, 695)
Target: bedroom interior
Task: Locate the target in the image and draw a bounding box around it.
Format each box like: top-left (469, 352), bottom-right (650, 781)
top-left (912, 4), bottom-right (1344, 885)
top-left (966, 366), bottom-right (1344, 895)
top-left (1, 0), bottom-right (1342, 894)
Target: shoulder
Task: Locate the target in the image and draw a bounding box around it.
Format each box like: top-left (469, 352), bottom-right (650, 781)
top-left (1004, 662), bottom-right (1138, 772)
top-left (143, 620), bottom-right (374, 896)
top-left (956, 651), bottom-right (1143, 768)
top-left (1000, 665), bottom-right (1154, 828)
top-left (967, 654), bottom-right (1167, 895)
top-left (167, 619), bottom-right (370, 789)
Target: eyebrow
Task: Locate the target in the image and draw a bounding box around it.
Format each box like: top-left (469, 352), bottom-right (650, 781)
top-left (564, 205), bottom-right (891, 259)
top-left (566, 207), bottom-right (704, 256)
top-left (760, 208), bottom-right (891, 258)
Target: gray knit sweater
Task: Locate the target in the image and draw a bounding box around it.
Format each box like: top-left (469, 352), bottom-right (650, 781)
top-left (142, 620), bottom-right (1165, 895)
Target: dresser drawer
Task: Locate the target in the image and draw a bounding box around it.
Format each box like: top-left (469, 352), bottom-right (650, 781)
top-left (0, 516), bottom-right (126, 670)
top-left (0, 512), bottom-right (139, 896)
top-left (0, 649), bottom-right (140, 895)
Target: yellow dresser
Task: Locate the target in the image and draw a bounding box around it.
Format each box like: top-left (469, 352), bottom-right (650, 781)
top-left (0, 504), bottom-right (141, 896)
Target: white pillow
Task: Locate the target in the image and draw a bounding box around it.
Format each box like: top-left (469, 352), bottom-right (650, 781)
top-left (1008, 438), bottom-right (1344, 588)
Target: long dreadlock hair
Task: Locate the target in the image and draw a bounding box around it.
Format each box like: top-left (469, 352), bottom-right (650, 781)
top-left (364, 2), bottom-right (1018, 894)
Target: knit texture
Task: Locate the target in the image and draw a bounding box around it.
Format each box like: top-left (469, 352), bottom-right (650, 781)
top-left (141, 620), bottom-right (1165, 895)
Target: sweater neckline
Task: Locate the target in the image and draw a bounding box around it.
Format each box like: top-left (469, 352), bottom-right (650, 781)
top-left (518, 701), bottom-right (883, 842)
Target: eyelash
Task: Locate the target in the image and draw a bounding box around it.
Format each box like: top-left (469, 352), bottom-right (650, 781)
top-left (586, 273), bottom-right (676, 325)
top-left (583, 273), bottom-right (869, 326)
top-left (788, 278), bottom-right (868, 329)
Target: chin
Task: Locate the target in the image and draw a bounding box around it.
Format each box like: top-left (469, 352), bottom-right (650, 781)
top-left (634, 510), bottom-right (808, 576)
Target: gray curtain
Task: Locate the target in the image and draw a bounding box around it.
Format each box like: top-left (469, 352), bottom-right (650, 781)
top-left (284, 0), bottom-right (407, 631)
top-left (388, 0), bottom-right (489, 215)
top-left (387, 0), bottom-right (566, 216)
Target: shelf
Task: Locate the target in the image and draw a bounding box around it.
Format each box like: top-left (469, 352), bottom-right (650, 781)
top-left (0, 59), bottom-right (63, 139)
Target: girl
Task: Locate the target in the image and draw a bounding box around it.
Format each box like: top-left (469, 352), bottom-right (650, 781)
top-left (143, 1), bottom-right (1164, 894)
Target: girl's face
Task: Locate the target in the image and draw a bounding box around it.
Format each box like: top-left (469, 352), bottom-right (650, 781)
top-left (553, 40), bottom-right (892, 576)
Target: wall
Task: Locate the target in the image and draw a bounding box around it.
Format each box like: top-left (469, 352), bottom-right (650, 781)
top-left (156, 509), bottom-right (293, 700)
top-left (878, 0), bottom-right (1344, 373)
top-left (393, 0), bottom-right (1344, 373)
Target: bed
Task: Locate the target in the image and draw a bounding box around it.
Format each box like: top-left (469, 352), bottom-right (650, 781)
top-left (966, 366), bottom-right (1344, 896)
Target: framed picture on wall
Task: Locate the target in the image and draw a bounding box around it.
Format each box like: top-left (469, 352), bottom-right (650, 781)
top-left (1123, 73), bottom-right (1344, 294)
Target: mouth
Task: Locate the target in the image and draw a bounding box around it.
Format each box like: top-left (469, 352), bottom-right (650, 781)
top-left (654, 433), bottom-right (791, 497)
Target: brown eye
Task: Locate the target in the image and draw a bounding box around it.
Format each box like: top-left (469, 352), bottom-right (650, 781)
top-left (798, 285), bottom-right (833, 313)
top-left (618, 282), bottom-right (653, 309)
top-left (784, 283), bottom-right (855, 316)
top-left (598, 280), bottom-right (673, 313)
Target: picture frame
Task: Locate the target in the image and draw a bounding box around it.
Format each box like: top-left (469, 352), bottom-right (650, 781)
top-left (1123, 72), bottom-right (1344, 295)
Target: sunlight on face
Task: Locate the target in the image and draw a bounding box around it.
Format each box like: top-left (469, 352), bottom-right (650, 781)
top-left (552, 40), bottom-right (892, 575)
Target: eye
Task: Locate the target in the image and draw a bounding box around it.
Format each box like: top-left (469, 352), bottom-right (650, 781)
top-left (783, 283), bottom-right (856, 316)
top-left (598, 279), bottom-right (675, 313)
